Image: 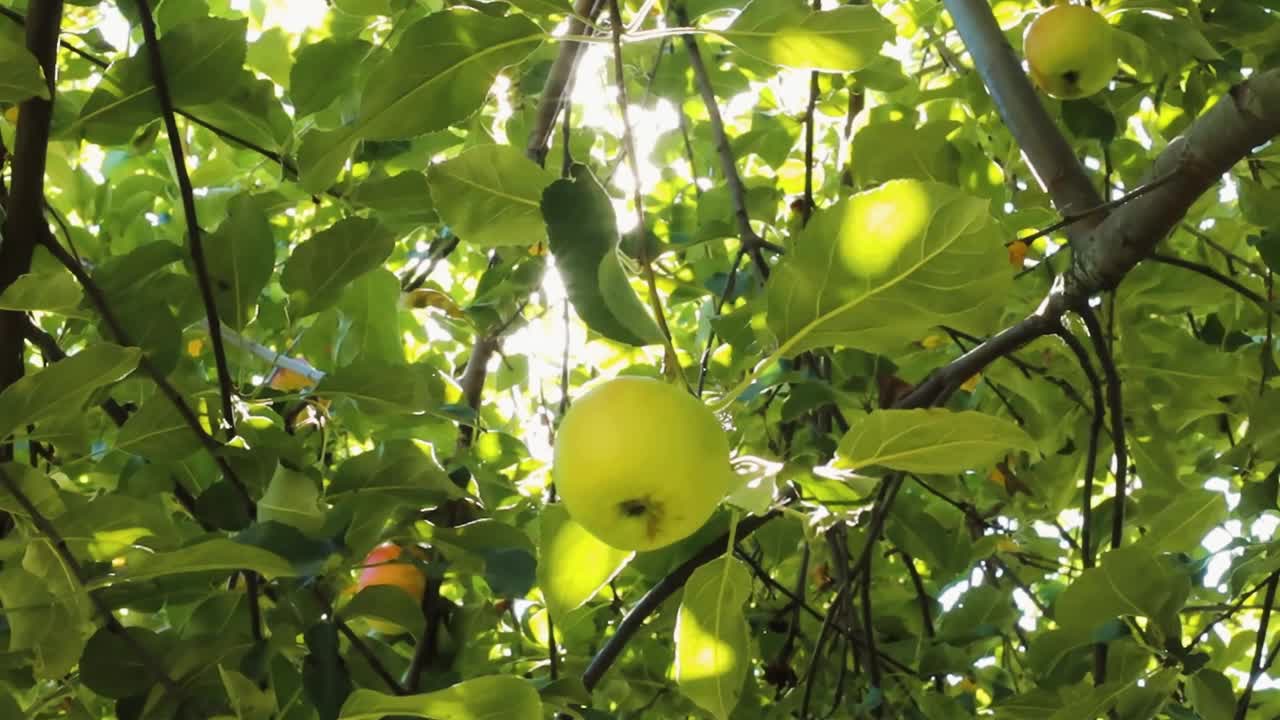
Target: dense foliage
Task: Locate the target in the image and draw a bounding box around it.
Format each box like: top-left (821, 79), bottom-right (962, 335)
top-left (0, 0), bottom-right (1279, 718)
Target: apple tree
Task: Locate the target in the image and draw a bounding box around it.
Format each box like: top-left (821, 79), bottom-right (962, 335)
top-left (1, 0), bottom-right (1279, 717)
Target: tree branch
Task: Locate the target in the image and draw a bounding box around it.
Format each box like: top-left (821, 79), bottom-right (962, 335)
top-left (582, 507), bottom-right (782, 690)
top-left (1068, 69), bottom-right (1280, 293)
top-left (134, 0), bottom-right (238, 443)
top-left (607, 0), bottom-right (681, 374)
top-left (526, 0), bottom-right (601, 167)
top-left (1078, 306), bottom-right (1127, 551)
top-left (1054, 327), bottom-right (1104, 569)
top-left (37, 230), bottom-right (255, 515)
top-left (0, 0), bottom-right (63, 460)
top-left (942, 0), bottom-right (1103, 233)
top-left (1237, 573), bottom-right (1280, 720)
top-left (674, 5), bottom-right (779, 281)
top-left (1148, 253), bottom-right (1272, 310)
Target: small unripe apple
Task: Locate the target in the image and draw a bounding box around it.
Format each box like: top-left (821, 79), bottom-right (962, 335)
top-left (553, 376), bottom-right (731, 552)
top-left (356, 542), bottom-right (426, 633)
top-left (1023, 2), bottom-right (1118, 100)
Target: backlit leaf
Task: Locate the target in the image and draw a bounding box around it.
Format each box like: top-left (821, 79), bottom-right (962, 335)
top-left (837, 409), bottom-right (1037, 474)
top-left (429, 144), bottom-right (556, 248)
top-left (675, 556), bottom-right (752, 720)
top-left (766, 180), bottom-right (1010, 357)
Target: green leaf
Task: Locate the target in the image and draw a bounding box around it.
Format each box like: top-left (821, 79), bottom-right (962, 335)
top-left (429, 144), bottom-right (556, 248)
top-left (186, 74), bottom-right (293, 155)
top-left (538, 504), bottom-right (633, 620)
top-left (1114, 667), bottom-right (1177, 720)
top-left (0, 343), bottom-right (141, 442)
top-left (90, 539), bottom-right (297, 587)
top-left (304, 622), bottom-right (352, 720)
top-left (296, 10), bottom-right (542, 192)
top-left (1047, 680), bottom-right (1131, 720)
top-left (0, 463), bottom-right (66, 519)
top-left (330, 439), bottom-right (462, 502)
top-left (220, 666), bottom-right (279, 720)
top-left (315, 362), bottom-right (444, 417)
top-left (0, 34), bottom-right (49, 102)
top-left (718, 0), bottom-right (893, 72)
top-left (1133, 489), bottom-right (1228, 555)
top-left (837, 409), bottom-right (1037, 474)
top-left (766, 180), bottom-right (1009, 357)
top-left (675, 556), bottom-right (752, 720)
top-left (0, 271), bottom-right (84, 316)
top-left (1187, 669), bottom-right (1235, 720)
top-left (79, 626), bottom-right (169, 699)
top-left (349, 171), bottom-right (437, 228)
top-left (541, 164), bottom-right (663, 347)
top-left (337, 269), bottom-right (403, 366)
top-left (849, 121), bottom-right (959, 186)
top-left (1054, 546), bottom-right (1191, 633)
top-left (56, 494), bottom-right (176, 560)
top-left (290, 38), bottom-right (371, 117)
top-left (116, 393), bottom-right (204, 461)
top-left (257, 465), bottom-right (325, 536)
top-left (78, 17), bottom-right (248, 145)
top-left (281, 217), bottom-right (395, 317)
top-left (342, 585), bottom-right (426, 639)
top-left (203, 194), bottom-right (275, 330)
top-left (0, 567), bottom-right (83, 679)
top-left (338, 676), bottom-right (543, 719)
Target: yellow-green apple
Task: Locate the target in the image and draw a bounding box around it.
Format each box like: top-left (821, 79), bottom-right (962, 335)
top-left (553, 376), bottom-right (731, 552)
top-left (1023, 2), bottom-right (1118, 100)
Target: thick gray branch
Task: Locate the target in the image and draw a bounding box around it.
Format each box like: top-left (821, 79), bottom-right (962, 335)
top-left (943, 0), bottom-right (1103, 235)
top-left (1070, 69), bottom-right (1280, 293)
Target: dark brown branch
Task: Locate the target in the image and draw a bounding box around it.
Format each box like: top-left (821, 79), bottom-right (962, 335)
top-left (402, 577), bottom-right (443, 692)
top-left (732, 546), bottom-right (916, 677)
top-left (606, 0), bottom-right (680, 370)
top-left (134, 0), bottom-right (238, 444)
top-left (582, 507), bottom-right (783, 691)
top-left (799, 582), bottom-right (850, 720)
top-left (0, 0), bottom-right (63, 460)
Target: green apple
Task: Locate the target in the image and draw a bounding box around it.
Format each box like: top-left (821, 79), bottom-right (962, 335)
top-left (553, 376), bottom-right (731, 552)
top-left (1023, 2), bottom-right (1118, 100)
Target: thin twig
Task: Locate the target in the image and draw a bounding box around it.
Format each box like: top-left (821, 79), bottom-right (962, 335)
top-left (134, 0), bottom-right (239, 443)
top-left (606, 0), bottom-right (681, 376)
top-left (582, 506), bottom-right (784, 690)
top-left (1055, 327), bottom-right (1104, 569)
top-left (697, 249), bottom-right (746, 397)
top-left (1078, 306), bottom-right (1127, 551)
top-left (1011, 170), bottom-right (1179, 248)
top-left (1149, 253), bottom-right (1272, 310)
top-left (1237, 574), bottom-right (1280, 720)
top-left (674, 5), bottom-right (780, 281)
top-left (37, 230), bottom-right (255, 514)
